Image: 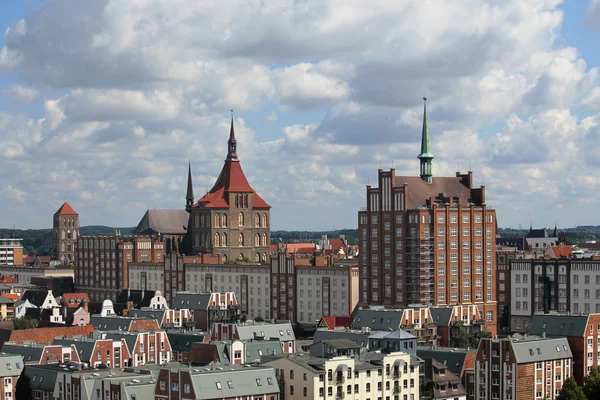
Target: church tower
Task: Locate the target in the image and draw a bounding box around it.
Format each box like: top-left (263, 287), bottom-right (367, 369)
top-left (186, 161), bottom-right (194, 213)
top-left (418, 97), bottom-right (434, 183)
top-left (187, 114), bottom-right (271, 263)
top-left (53, 202), bottom-right (79, 264)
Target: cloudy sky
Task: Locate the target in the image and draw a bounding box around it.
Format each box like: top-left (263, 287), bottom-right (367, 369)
top-left (1, 0), bottom-right (600, 231)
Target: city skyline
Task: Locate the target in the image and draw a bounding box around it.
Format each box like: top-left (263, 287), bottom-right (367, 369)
top-left (1, 1), bottom-right (600, 231)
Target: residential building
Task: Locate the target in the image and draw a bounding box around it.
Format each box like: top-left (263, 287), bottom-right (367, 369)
top-left (1, 342), bottom-right (78, 365)
top-left (475, 336), bottom-right (573, 400)
top-left (187, 117), bottom-right (271, 263)
top-left (421, 357), bottom-right (467, 400)
top-left (129, 307), bottom-right (193, 329)
top-left (167, 331), bottom-right (211, 363)
top-left (0, 296), bottom-right (15, 320)
top-left (59, 293), bottom-right (90, 309)
top-left (509, 259), bottom-right (600, 332)
top-left (21, 289), bottom-right (59, 309)
top-left (0, 354), bottom-right (23, 400)
top-left (91, 314), bottom-right (160, 332)
top-left (317, 315), bottom-right (352, 330)
top-left (0, 238), bottom-right (23, 266)
top-left (75, 235), bottom-right (165, 301)
top-left (128, 253), bottom-right (359, 325)
top-left (263, 349), bottom-right (420, 400)
top-left (416, 346), bottom-right (476, 395)
top-left (172, 291), bottom-right (239, 330)
top-left (102, 330), bottom-right (172, 367)
top-left (352, 306), bottom-right (439, 346)
top-left (357, 98), bottom-right (497, 336)
top-left (53, 336), bottom-right (128, 368)
top-left (429, 305), bottom-right (486, 348)
top-left (367, 329), bottom-right (418, 355)
top-left (529, 313), bottom-right (600, 384)
top-left (0, 264), bottom-right (74, 285)
top-left (154, 364), bottom-right (280, 400)
top-left (212, 322), bottom-right (296, 354)
top-left (496, 247), bottom-right (517, 332)
top-left (188, 340), bottom-right (284, 365)
top-left (53, 202), bottom-right (79, 263)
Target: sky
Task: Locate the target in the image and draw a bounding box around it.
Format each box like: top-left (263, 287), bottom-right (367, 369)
top-left (1, 0), bottom-right (600, 231)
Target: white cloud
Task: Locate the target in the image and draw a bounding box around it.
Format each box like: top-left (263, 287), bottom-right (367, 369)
top-left (1, 84), bottom-right (38, 103)
top-left (585, 0), bottom-right (600, 28)
top-left (5, 186), bottom-right (27, 202)
top-left (0, 0), bottom-right (599, 229)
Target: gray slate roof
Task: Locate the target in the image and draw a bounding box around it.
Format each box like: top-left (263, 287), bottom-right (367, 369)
top-left (167, 332), bottom-right (209, 352)
top-left (0, 354), bottom-right (24, 377)
top-left (511, 337), bottom-right (573, 363)
top-left (529, 315), bottom-right (589, 337)
top-left (1, 343), bottom-right (46, 364)
top-left (134, 209), bottom-right (189, 235)
top-left (24, 365), bottom-right (58, 391)
top-left (236, 322), bottom-right (295, 342)
top-left (189, 365), bottom-right (279, 399)
top-left (172, 292), bottom-right (212, 310)
top-left (430, 307), bottom-right (454, 326)
top-left (91, 315), bottom-right (157, 331)
top-left (313, 330), bottom-right (369, 347)
top-left (369, 328), bottom-right (415, 340)
top-left (416, 346), bottom-right (475, 375)
top-left (130, 309), bottom-right (166, 324)
top-left (244, 341), bottom-right (283, 362)
top-left (353, 308), bottom-right (404, 331)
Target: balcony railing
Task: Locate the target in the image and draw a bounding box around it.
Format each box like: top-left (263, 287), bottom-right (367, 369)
top-left (336, 376), bottom-right (345, 385)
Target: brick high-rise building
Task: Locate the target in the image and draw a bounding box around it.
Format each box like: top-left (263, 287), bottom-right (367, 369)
top-left (75, 235), bottom-right (164, 301)
top-left (53, 202), bottom-right (79, 264)
top-left (358, 98), bottom-right (498, 335)
top-left (187, 116), bottom-right (271, 262)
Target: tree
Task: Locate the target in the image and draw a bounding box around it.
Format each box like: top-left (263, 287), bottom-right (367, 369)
top-left (13, 317), bottom-right (37, 330)
top-left (15, 372), bottom-right (32, 400)
top-left (254, 316), bottom-right (265, 323)
top-left (557, 377), bottom-right (586, 400)
top-left (583, 366), bottom-right (600, 400)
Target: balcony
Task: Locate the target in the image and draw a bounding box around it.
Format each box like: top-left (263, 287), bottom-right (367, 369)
top-left (394, 386), bottom-right (401, 394)
top-left (336, 375), bottom-right (345, 385)
top-left (336, 392), bottom-right (345, 399)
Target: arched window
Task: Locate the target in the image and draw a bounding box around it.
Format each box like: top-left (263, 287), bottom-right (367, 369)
top-left (254, 214), bottom-right (259, 228)
top-left (262, 214), bottom-right (268, 227)
top-left (255, 233), bottom-right (260, 246)
top-left (244, 194), bottom-right (248, 208)
top-left (214, 214), bottom-right (220, 227)
top-left (214, 233), bottom-right (220, 247)
top-left (486, 310), bottom-right (493, 321)
top-left (262, 233), bottom-right (267, 247)
top-left (222, 233), bottom-right (228, 247)
top-left (61, 243), bottom-right (65, 252)
top-left (61, 230), bottom-right (65, 240)
top-left (239, 233), bottom-right (244, 247)
top-left (221, 214), bottom-right (227, 227)
top-left (194, 214), bottom-right (200, 227)
top-left (222, 254), bottom-right (227, 263)
top-left (235, 194), bottom-right (239, 208)
top-left (262, 253), bottom-right (268, 262)
top-left (255, 253), bottom-right (260, 262)
top-left (195, 233), bottom-right (200, 247)
top-left (238, 212), bottom-right (244, 227)
top-left (239, 253), bottom-right (244, 261)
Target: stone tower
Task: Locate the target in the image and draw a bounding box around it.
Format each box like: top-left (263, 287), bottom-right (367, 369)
top-left (53, 202), bottom-right (79, 264)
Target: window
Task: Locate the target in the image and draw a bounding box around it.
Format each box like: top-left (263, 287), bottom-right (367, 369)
top-left (438, 228), bottom-right (445, 236)
top-left (450, 228), bottom-right (457, 236)
top-left (438, 241), bottom-right (445, 250)
top-left (450, 214), bottom-right (457, 223)
top-left (463, 228), bottom-right (470, 236)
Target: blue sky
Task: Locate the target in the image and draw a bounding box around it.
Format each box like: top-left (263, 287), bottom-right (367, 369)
top-left (1, 0), bottom-right (600, 231)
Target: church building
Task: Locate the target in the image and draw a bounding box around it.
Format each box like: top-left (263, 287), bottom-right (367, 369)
top-left (186, 117), bottom-right (271, 262)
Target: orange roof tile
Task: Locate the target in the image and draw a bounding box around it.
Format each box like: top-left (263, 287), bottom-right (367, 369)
top-left (552, 245), bottom-right (573, 258)
top-left (320, 315), bottom-right (352, 330)
top-left (9, 325), bottom-right (94, 344)
top-left (54, 202), bottom-right (78, 216)
top-left (62, 293), bottom-right (91, 308)
top-left (3, 293), bottom-right (19, 301)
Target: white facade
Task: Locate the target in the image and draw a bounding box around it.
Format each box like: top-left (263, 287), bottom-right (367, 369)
top-left (264, 351), bottom-right (420, 400)
top-left (0, 265), bottom-right (74, 284)
top-left (0, 239), bottom-right (22, 265)
top-left (510, 262), bottom-right (532, 332)
top-left (570, 262), bottom-right (600, 315)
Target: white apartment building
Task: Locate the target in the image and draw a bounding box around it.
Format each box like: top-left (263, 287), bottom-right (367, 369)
top-left (0, 238), bottom-right (23, 265)
top-left (264, 351), bottom-right (420, 400)
top-left (570, 261), bottom-right (600, 315)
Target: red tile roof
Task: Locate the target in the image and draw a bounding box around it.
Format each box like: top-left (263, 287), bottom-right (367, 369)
top-left (54, 202), bottom-right (78, 216)
top-left (319, 315), bottom-right (352, 330)
top-left (552, 245), bottom-right (573, 259)
top-left (327, 238), bottom-right (348, 251)
top-left (62, 293), bottom-right (91, 308)
top-left (9, 325), bottom-right (94, 344)
top-left (3, 294), bottom-right (19, 301)
top-left (196, 160), bottom-right (270, 209)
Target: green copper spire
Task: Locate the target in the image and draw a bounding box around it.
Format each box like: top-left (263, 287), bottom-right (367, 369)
top-left (418, 97), bottom-right (434, 183)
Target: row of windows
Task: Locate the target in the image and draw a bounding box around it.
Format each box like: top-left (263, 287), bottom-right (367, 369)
top-left (194, 212), bottom-right (269, 228)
